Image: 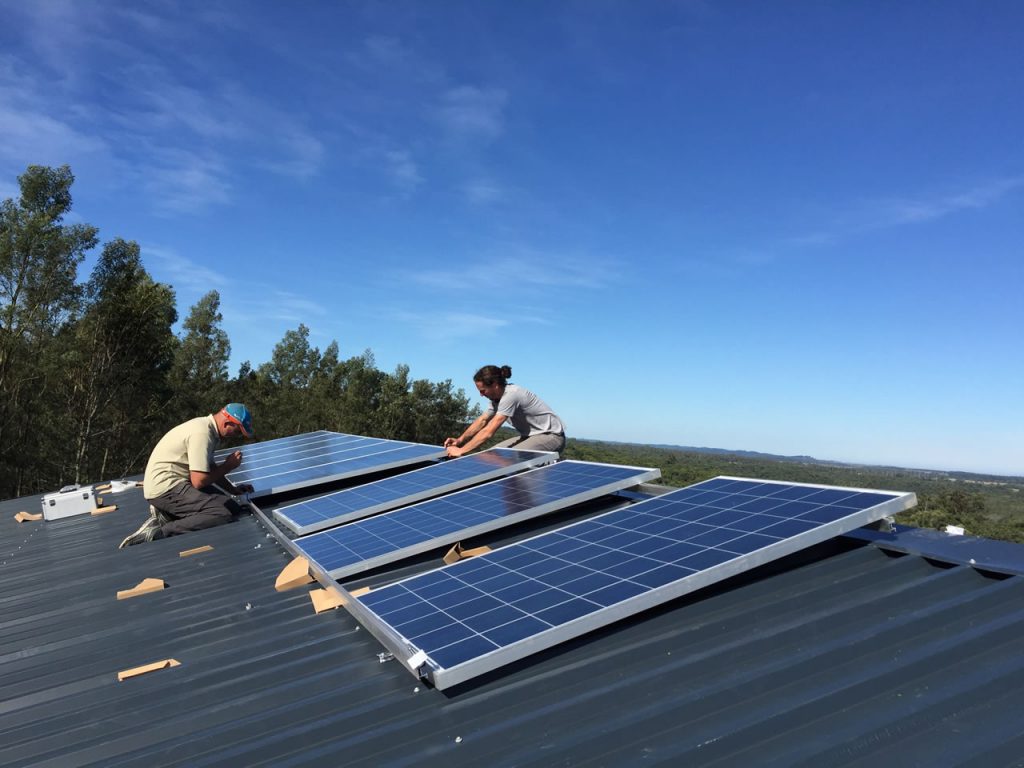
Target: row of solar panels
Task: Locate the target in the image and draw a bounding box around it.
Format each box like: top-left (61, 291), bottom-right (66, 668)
top-left (223, 432), bottom-right (917, 690)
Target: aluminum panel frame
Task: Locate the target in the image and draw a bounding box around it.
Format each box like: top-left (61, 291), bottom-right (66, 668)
top-left (219, 430), bottom-right (445, 499)
top-left (299, 462), bottom-right (663, 580)
top-left (352, 476), bottom-right (917, 690)
top-left (274, 449), bottom-right (559, 535)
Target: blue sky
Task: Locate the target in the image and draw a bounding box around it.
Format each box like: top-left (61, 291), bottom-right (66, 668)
top-left (1, 1), bottom-right (1021, 476)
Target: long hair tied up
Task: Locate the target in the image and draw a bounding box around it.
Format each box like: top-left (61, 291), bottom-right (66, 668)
top-left (474, 365), bottom-right (511, 387)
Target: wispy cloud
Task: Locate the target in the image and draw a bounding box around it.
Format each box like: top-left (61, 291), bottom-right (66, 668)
top-left (264, 129), bottom-right (326, 180)
top-left (0, 59), bottom-right (108, 166)
top-left (382, 149), bottom-right (424, 195)
top-left (409, 249), bottom-right (622, 293)
top-left (437, 86), bottom-right (508, 141)
top-left (791, 177), bottom-right (1024, 246)
top-left (2, 4), bottom-right (326, 214)
top-left (143, 245), bottom-right (229, 295)
top-left (876, 177), bottom-right (1024, 225)
top-left (350, 35), bottom-right (412, 70)
top-left (142, 148), bottom-right (232, 215)
top-left (395, 310), bottom-right (510, 342)
top-left (262, 290), bottom-right (331, 323)
top-left (463, 178), bottom-right (505, 205)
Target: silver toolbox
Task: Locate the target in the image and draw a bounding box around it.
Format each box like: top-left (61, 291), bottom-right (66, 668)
top-left (41, 485), bottom-right (97, 521)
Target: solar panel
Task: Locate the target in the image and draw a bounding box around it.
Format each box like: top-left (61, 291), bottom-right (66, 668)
top-left (274, 448), bottom-right (559, 535)
top-left (220, 430), bottom-right (446, 498)
top-left (348, 475), bottom-right (917, 689)
top-left (296, 461), bottom-right (661, 580)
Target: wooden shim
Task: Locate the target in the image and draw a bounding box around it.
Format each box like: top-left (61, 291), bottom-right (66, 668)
top-left (118, 658), bottom-right (180, 681)
top-left (443, 542), bottom-right (492, 565)
top-left (117, 578), bottom-right (166, 600)
top-left (91, 505), bottom-right (118, 516)
top-left (14, 511), bottom-right (43, 523)
top-left (310, 588), bottom-right (345, 614)
top-left (179, 545), bottom-right (213, 558)
top-left (275, 556), bottom-right (314, 592)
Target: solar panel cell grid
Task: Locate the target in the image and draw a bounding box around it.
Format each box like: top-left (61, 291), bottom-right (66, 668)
top-left (296, 461), bottom-right (661, 579)
top-left (275, 449), bottom-right (558, 534)
top-left (354, 476), bottom-right (916, 688)
top-left (217, 430), bottom-right (446, 497)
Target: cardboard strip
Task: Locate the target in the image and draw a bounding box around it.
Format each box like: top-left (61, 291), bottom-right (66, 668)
top-left (15, 511), bottom-right (43, 523)
top-left (443, 542), bottom-right (492, 565)
top-left (275, 556), bottom-right (314, 592)
top-left (91, 504), bottom-right (118, 516)
top-left (310, 588), bottom-right (345, 614)
top-left (179, 545), bottom-right (213, 558)
top-left (349, 586), bottom-right (372, 598)
top-left (94, 484), bottom-right (113, 492)
top-left (118, 658), bottom-right (180, 681)
top-left (117, 578), bottom-right (166, 600)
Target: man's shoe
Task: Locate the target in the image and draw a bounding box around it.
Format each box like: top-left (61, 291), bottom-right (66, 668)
top-left (118, 517), bottom-right (164, 549)
top-left (148, 504), bottom-right (174, 526)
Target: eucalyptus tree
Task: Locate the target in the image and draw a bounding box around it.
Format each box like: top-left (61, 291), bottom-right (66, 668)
top-left (170, 290), bottom-right (231, 420)
top-left (0, 165), bottom-right (98, 495)
top-left (58, 238), bottom-right (177, 483)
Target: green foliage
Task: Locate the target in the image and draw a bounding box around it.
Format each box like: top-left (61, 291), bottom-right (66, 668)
top-left (2, 163), bottom-right (1018, 552)
top-left (0, 165), bottom-right (99, 494)
top-left (170, 290), bottom-right (230, 418)
top-left (0, 164), bottom-right (480, 499)
top-left (56, 238), bottom-right (178, 483)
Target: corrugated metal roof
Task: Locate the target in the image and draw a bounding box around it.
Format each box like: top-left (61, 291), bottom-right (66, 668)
top-left (2, 480), bottom-right (1023, 767)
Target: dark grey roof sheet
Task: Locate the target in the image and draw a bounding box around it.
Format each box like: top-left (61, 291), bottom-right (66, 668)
top-left (2, 482), bottom-right (1023, 767)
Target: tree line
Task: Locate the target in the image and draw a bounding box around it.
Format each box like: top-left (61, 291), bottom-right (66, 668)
top-left (7, 164), bottom-right (1019, 545)
top-left (0, 165), bottom-right (479, 499)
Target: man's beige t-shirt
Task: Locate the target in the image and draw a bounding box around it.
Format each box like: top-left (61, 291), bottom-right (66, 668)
top-left (143, 415), bottom-right (220, 499)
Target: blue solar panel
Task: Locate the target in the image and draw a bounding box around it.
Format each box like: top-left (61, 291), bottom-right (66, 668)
top-left (349, 476), bottom-right (916, 689)
top-left (275, 448), bottom-right (558, 535)
top-left (219, 431), bottom-right (446, 497)
top-left (296, 461), bottom-right (661, 579)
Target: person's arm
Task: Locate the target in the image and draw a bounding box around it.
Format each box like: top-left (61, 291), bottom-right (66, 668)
top-left (190, 451), bottom-right (253, 495)
top-left (446, 413), bottom-right (508, 457)
top-left (444, 412), bottom-right (491, 449)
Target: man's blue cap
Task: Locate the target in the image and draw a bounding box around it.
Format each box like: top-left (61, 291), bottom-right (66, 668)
top-left (222, 403), bottom-right (254, 437)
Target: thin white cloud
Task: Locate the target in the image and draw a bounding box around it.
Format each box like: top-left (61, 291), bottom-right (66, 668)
top-left (264, 290), bottom-right (331, 323)
top-left (382, 149), bottom-right (424, 195)
top-left (877, 177), bottom-right (1024, 225)
top-left (409, 250), bottom-right (621, 293)
top-left (790, 176), bottom-right (1024, 246)
top-left (396, 310), bottom-right (510, 342)
top-left (0, 59), bottom-right (108, 165)
top-left (437, 86), bottom-right (508, 141)
top-left (464, 179), bottom-right (504, 205)
top-left (129, 76), bottom-right (245, 141)
top-left (346, 35), bottom-right (446, 85)
top-left (264, 129), bottom-right (326, 180)
top-left (2, 4), bottom-right (326, 215)
top-left (143, 245), bottom-right (230, 295)
top-left (351, 35), bottom-right (411, 69)
top-left (143, 148), bottom-right (232, 215)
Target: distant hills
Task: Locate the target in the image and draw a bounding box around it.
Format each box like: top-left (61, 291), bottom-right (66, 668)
top-left (576, 438), bottom-right (1023, 484)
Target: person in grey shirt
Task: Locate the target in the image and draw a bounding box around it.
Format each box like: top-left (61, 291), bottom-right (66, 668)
top-left (445, 365), bottom-right (566, 457)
